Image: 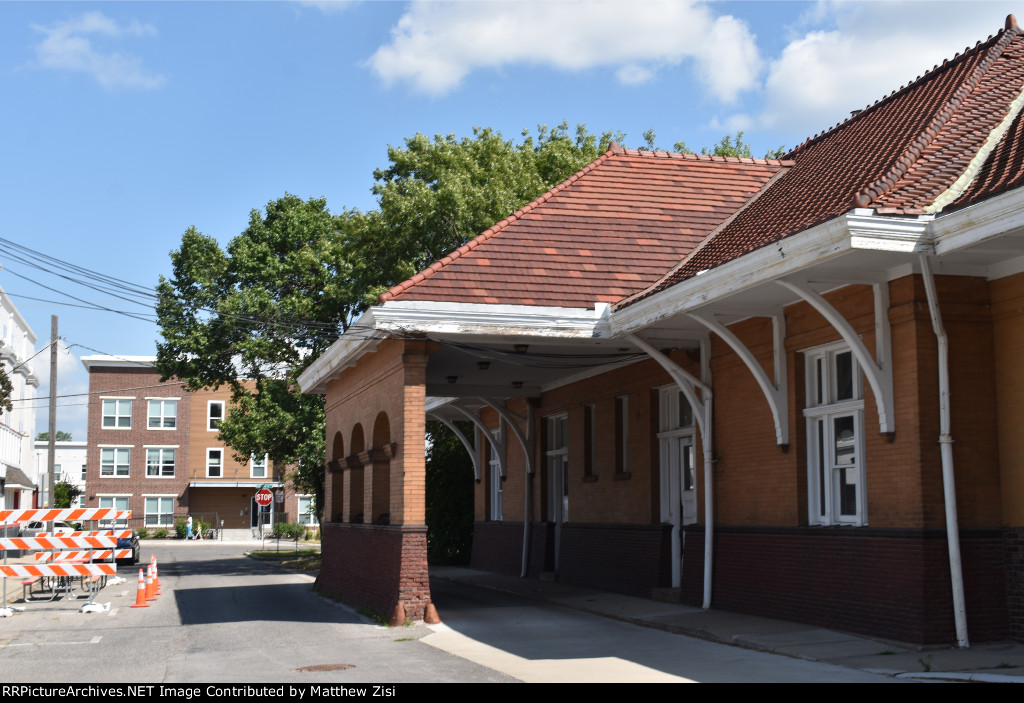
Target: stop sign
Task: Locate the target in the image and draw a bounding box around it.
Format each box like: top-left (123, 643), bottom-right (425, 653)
top-left (255, 488), bottom-right (273, 507)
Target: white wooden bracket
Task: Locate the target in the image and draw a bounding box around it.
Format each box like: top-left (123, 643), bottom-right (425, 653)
top-left (776, 278), bottom-right (895, 434)
top-left (479, 398), bottom-right (534, 475)
top-left (425, 411), bottom-right (481, 481)
top-left (626, 333), bottom-right (710, 436)
top-left (449, 403), bottom-right (506, 479)
top-left (689, 311), bottom-right (789, 446)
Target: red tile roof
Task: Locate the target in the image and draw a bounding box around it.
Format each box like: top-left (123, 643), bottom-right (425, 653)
top-left (381, 146), bottom-right (787, 308)
top-left (624, 18), bottom-right (1024, 307)
top-left (382, 17), bottom-right (1024, 314)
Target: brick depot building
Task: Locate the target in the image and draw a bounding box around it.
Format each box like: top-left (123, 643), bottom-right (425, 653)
top-left (83, 356), bottom-right (312, 534)
top-left (299, 17), bottom-right (1024, 645)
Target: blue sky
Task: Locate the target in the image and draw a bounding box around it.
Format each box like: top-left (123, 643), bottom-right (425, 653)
top-left (1, 0), bottom-right (1017, 438)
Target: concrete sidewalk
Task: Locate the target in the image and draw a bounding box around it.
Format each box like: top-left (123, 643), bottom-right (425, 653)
top-left (430, 566), bottom-right (1024, 683)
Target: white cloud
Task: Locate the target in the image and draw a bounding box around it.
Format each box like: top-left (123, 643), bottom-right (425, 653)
top-left (744, 1), bottom-right (1021, 138)
top-left (30, 11), bottom-right (165, 90)
top-left (366, 0), bottom-right (761, 101)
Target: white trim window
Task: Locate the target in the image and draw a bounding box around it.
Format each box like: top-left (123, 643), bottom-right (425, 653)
top-left (297, 495), bottom-right (318, 526)
top-left (546, 414), bottom-right (569, 523)
top-left (658, 386), bottom-right (697, 526)
top-left (251, 453), bottom-right (268, 479)
top-left (488, 427), bottom-right (503, 521)
top-left (100, 447), bottom-right (130, 477)
top-left (147, 399), bottom-right (178, 429)
top-left (102, 399), bottom-right (132, 429)
top-left (208, 401), bottom-right (224, 431)
top-left (207, 448), bottom-right (223, 478)
top-left (804, 343), bottom-right (866, 526)
top-left (146, 448), bottom-right (176, 478)
top-left (98, 495), bottom-right (129, 528)
top-left (144, 496), bottom-right (175, 527)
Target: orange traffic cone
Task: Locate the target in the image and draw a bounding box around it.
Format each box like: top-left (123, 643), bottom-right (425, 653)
top-left (145, 565), bottom-right (156, 602)
top-left (152, 557), bottom-right (161, 595)
top-left (130, 569), bottom-right (149, 608)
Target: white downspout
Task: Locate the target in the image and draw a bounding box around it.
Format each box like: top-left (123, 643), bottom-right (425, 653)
top-left (919, 254), bottom-right (969, 648)
top-left (700, 338), bottom-right (714, 610)
top-left (521, 403), bottom-right (533, 578)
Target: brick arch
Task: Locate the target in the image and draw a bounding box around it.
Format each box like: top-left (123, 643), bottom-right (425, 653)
top-left (332, 431), bottom-right (345, 460)
top-left (348, 424), bottom-right (366, 523)
top-left (371, 411), bottom-right (392, 525)
top-left (327, 431), bottom-right (345, 522)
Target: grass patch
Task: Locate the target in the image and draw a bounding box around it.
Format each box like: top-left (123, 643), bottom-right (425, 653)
top-left (247, 549), bottom-right (321, 571)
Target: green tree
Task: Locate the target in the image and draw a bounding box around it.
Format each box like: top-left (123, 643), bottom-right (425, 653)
top-left (425, 421), bottom-right (475, 564)
top-left (36, 431), bottom-right (72, 441)
top-left (156, 195), bottom-right (357, 517)
top-left (53, 479), bottom-right (82, 509)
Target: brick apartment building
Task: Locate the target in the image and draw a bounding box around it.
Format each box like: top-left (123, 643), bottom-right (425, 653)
top-left (82, 356), bottom-right (314, 534)
top-left (299, 17), bottom-right (1024, 645)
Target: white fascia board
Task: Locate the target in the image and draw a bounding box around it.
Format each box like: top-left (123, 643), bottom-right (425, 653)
top-left (80, 355), bottom-right (157, 371)
top-left (374, 300), bottom-right (612, 339)
top-left (611, 213), bottom-right (927, 335)
top-left (0, 286), bottom-right (36, 344)
top-left (296, 309), bottom-right (382, 395)
top-left (928, 185), bottom-right (1024, 256)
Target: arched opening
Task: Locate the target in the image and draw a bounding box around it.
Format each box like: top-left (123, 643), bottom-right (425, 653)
top-left (349, 424), bottom-right (365, 523)
top-left (371, 412), bottom-right (392, 524)
top-left (329, 431), bottom-right (345, 522)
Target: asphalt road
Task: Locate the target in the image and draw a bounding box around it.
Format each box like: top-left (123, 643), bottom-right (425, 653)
top-left (0, 543), bottom-right (512, 683)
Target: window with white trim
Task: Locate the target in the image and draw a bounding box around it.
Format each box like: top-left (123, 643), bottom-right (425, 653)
top-left (146, 448), bottom-right (176, 477)
top-left (147, 399), bottom-right (177, 429)
top-left (98, 495), bottom-right (129, 528)
top-left (251, 453), bottom-right (268, 479)
top-left (100, 447), bottom-right (130, 477)
top-left (144, 496), bottom-right (175, 527)
top-left (207, 448), bottom-right (223, 478)
top-left (546, 414), bottom-right (569, 523)
top-left (488, 428), bottom-right (502, 521)
top-left (297, 495), bottom-right (318, 526)
top-left (102, 399), bottom-right (132, 429)
top-left (804, 343), bottom-right (865, 525)
top-left (208, 401), bottom-right (224, 431)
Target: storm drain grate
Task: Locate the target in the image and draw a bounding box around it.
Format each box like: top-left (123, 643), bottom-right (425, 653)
top-left (294, 664), bottom-right (355, 672)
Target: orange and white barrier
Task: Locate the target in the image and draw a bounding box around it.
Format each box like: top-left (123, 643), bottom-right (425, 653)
top-left (0, 563), bottom-right (117, 578)
top-left (0, 508), bottom-right (131, 523)
top-left (35, 550), bottom-right (132, 562)
top-left (0, 536), bottom-right (117, 551)
top-left (36, 530), bottom-right (133, 539)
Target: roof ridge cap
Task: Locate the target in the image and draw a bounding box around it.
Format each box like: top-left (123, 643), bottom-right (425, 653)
top-left (852, 24), bottom-right (1019, 208)
top-left (788, 26), bottom-right (1010, 159)
top-left (618, 147), bottom-right (790, 165)
top-left (378, 146), bottom-right (618, 303)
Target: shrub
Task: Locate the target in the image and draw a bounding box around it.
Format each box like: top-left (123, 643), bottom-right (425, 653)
top-left (174, 517), bottom-right (186, 539)
top-left (137, 527), bottom-right (149, 539)
top-left (154, 528), bottom-right (169, 539)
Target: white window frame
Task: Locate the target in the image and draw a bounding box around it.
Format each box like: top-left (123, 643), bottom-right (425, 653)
top-left (145, 447), bottom-right (177, 478)
top-left (297, 495), bottom-right (318, 526)
top-left (658, 385), bottom-right (697, 526)
top-left (144, 495), bottom-right (175, 528)
top-left (97, 495), bottom-right (130, 528)
top-left (488, 427), bottom-right (503, 521)
top-left (101, 398), bottom-right (133, 429)
top-left (250, 453), bottom-right (268, 479)
top-left (546, 414), bottom-right (569, 523)
top-left (147, 398), bottom-right (178, 430)
top-left (99, 446), bottom-right (130, 477)
top-left (804, 342), bottom-right (867, 526)
top-left (208, 400), bottom-right (225, 431)
top-left (207, 448), bottom-right (223, 478)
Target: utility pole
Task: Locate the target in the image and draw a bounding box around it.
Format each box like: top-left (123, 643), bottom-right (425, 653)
top-left (47, 316), bottom-right (57, 515)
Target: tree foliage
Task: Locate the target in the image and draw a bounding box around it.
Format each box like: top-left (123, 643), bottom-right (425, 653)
top-left (54, 479), bottom-right (82, 509)
top-left (36, 431), bottom-right (72, 441)
top-left (424, 421), bottom-right (475, 565)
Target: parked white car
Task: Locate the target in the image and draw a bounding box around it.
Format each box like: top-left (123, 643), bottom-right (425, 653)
top-left (20, 520), bottom-right (75, 537)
